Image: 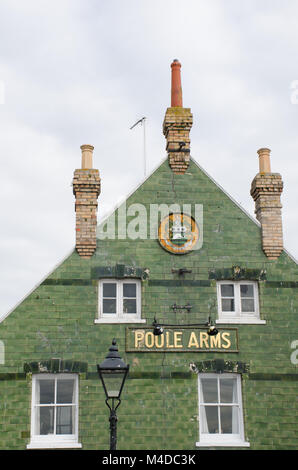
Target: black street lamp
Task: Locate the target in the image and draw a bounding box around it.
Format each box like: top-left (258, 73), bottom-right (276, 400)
top-left (97, 339), bottom-right (129, 450)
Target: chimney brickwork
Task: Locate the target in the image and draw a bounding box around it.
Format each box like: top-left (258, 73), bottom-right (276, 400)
top-left (163, 59), bottom-right (193, 174)
top-left (73, 145), bottom-right (101, 259)
top-left (250, 148), bottom-right (283, 260)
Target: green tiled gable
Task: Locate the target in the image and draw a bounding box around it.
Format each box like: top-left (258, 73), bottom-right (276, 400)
top-left (0, 157), bottom-right (297, 450)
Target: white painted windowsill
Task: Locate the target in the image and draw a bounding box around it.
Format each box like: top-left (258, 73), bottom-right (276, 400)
top-left (27, 441), bottom-right (82, 449)
top-left (216, 319), bottom-right (266, 324)
top-left (94, 318), bottom-right (146, 324)
top-left (196, 440), bottom-right (250, 448)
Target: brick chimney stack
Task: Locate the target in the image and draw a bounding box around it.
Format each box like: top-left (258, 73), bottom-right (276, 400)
top-left (250, 148), bottom-right (284, 260)
top-left (72, 145), bottom-right (101, 258)
top-left (163, 59), bottom-right (193, 174)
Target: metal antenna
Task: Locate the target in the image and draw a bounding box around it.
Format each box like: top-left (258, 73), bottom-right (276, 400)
top-left (130, 117), bottom-right (147, 177)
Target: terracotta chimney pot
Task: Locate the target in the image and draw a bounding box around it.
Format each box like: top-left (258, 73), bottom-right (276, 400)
top-left (171, 59), bottom-right (183, 107)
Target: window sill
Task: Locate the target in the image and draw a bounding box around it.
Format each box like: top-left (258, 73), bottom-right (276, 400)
top-left (27, 441), bottom-right (82, 449)
top-left (94, 318), bottom-right (146, 324)
top-left (216, 319), bottom-right (266, 325)
top-left (196, 440), bottom-right (250, 448)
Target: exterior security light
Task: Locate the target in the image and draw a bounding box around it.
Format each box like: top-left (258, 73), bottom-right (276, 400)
top-left (153, 324), bottom-right (164, 336)
top-left (207, 324), bottom-right (218, 336)
top-left (152, 316), bottom-right (219, 337)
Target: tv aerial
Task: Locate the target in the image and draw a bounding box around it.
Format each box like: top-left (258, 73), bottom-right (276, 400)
top-left (130, 117), bottom-right (147, 177)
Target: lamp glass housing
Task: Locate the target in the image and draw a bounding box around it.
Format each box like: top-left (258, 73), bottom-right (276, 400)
top-left (99, 367), bottom-right (129, 400)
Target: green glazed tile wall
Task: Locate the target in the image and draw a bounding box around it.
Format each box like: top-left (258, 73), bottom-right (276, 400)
top-left (0, 159), bottom-right (297, 449)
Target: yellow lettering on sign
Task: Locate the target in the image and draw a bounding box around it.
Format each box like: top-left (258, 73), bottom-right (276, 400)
top-left (221, 332), bottom-right (231, 349)
top-left (210, 334), bottom-right (221, 349)
top-left (166, 331), bottom-right (174, 348)
top-left (200, 332), bottom-right (209, 348)
top-left (174, 331), bottom-right (183, 348)
top-left (132, 328), bottom-right (235, 351)
top-left (145, 332), bottom-right (155, 348)
top-left (155, 334), bottom-right (164, 349)
top-left (134, 330), bottom-right (144, 348)
top-left (188, 332), bottom-right (199, 348)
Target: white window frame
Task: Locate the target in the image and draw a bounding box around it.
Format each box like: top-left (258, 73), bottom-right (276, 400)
top-left (216, 280), bottom-right (265, 324)
top-left (95, 278), bottom-right (146, 324)
top-left (196, 373), bottom-right (250, 447)
top-left (27, 373), bottom-right (82, 449)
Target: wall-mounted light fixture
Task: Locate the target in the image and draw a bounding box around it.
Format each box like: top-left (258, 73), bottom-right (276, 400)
top-left (152, 316), bottom-right (218, 337)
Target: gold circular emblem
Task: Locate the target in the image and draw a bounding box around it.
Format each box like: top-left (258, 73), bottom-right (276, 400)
top-left (158, 213), bottom-right (199, 254)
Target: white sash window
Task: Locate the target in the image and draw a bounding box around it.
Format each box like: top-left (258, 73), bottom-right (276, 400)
top-left (27, 374), bottom-right (81, 449)
top-left (95, 279), bottom-right (145, 324)
top-left (216, 281), bottom-right (265, 324)
top-left (197, 373), bottom-right (250, 447)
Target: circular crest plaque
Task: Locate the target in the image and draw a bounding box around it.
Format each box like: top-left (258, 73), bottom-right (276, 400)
top-left (158, 213), bottom-right (199, 254)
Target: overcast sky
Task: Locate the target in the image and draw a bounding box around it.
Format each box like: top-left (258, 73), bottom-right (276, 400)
top-left (0, 0), bottom-right (297, 317)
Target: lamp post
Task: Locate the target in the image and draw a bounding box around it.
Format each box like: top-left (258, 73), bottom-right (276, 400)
top-left (97, 339), bottom-right (129, 450)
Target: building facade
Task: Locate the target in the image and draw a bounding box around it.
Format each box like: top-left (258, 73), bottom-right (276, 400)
top-left (0, 61), bottom-right (297, 450)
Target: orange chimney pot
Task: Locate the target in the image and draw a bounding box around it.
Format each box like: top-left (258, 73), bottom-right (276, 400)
top-left (171, 59), bottom-right (183, 107)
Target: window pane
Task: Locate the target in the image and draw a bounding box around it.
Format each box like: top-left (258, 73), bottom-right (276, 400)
top-left (220, 378), bottom-right (237, 403)
top-left (201, 406), bottom-right (219, 433)
top-left (221, 284), bottom-right (234, 297)
top-left (123, 298), bottom-right (137, 314)
top-left (241, 298), bottom-right (255, 312)
top-left (123, 283), bottom-right (136, 298)
top-left (39, 406), bottom-right (54, 435)
top-left (39, 380), bottom-right (55, 404)
top-left (201, 378), bottom-right (218, 403)
top-left (56, 406), bottom-right (73, 435)
top-left (240, 284), bottom-right (254, 298)
top-left (222, 298), bottom-right (235, 312)
top-left (103, 283), bottom-right (116, 298)
top-left (103, 299), bottom-right (117, 314)
top-left (220, 406), bottom-right (239, 434)
top-left (57, 379), bottom-right (74, 404)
